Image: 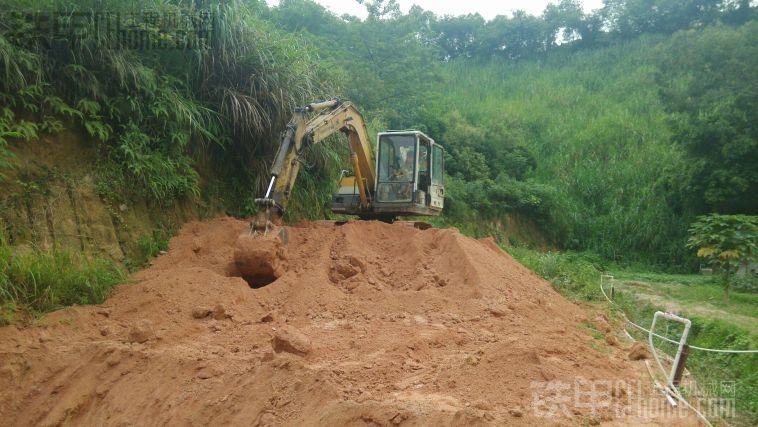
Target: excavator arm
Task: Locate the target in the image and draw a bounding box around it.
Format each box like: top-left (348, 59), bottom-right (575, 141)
top-left (253, 99), bottom-right (375, 233)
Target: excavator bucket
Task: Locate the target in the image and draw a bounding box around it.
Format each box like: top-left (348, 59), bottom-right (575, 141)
top-left (232, 206), bottom-right (289, 287)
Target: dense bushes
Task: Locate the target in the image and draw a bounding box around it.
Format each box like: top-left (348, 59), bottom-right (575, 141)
top-left (653, 22), bottom-right (758, 214)
top-left (0, 0), bottom-right (337, 214)
top-left (436, 37), bottom-right (710, 266)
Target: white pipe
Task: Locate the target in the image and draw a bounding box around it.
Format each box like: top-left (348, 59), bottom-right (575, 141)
top-left (649, 311), bottom-right (691, 389)
top-left (648, 311), bottom-right (692, 387)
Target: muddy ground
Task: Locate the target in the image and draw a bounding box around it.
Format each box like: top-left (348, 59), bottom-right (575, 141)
top-left (0, 217), bottom-right (699, 426)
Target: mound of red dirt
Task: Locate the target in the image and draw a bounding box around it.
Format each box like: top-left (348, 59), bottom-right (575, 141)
top-left (0, 217), bottom-right (697, 426)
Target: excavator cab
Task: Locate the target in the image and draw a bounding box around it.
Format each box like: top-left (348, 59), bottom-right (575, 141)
top-left (332, 130), bottom-right (444, 220)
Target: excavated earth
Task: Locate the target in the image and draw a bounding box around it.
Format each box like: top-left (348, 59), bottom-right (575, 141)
top-left (0, 217), bottom-right (699, 426)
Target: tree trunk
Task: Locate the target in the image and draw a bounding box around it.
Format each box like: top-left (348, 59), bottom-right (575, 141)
top-left (723, 270), bottom-right (731, 304)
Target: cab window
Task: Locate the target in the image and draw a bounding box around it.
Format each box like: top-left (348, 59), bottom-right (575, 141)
top-left (432, 145), bottom-right (443, 185)
top-left (378, 134), bottom-right (416, 183)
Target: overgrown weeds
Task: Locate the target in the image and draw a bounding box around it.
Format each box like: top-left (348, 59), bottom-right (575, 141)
top-left (0, 238), bottom-right (126, 316)
top-left (0, 0), bottom-right (336, 216)
top-left (128, 231), bottom-right (170, 271)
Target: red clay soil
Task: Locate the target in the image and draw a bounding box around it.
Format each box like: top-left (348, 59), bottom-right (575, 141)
top-left (0, 217), bottom-right (699, 426)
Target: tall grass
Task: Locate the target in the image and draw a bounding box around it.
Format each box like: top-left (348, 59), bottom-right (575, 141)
top-left (0, 0), bottom-right (340, 216)
top-left (0, 238), bottom-right (126, 317)
top-left (438, 36), bottom-right (694, 266)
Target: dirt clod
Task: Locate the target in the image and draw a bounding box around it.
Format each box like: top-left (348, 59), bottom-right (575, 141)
top-left (191, 306), bottom-right (212, 319)
top-left (212, 304), bottom-right (231, 320)
top-left (128, 320), bottom-right (155, 343)
top-left (272, 325), bottom-right (311, 355)
top-left (487, 306), bottom-right (507, 318)
top-left (628, 342), bottom-right (651, 360)
top-left (594, 314), bottom-right (612, 333)
top-left (605, 333), bottom-right (620, 347)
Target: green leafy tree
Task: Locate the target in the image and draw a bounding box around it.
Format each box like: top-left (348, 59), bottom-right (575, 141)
top-left (433, 14), bottom-right (485, 59)
top-left (542, 0), bottom-right (586, 46)
top-left (686, 214), bottom-right (757, 302)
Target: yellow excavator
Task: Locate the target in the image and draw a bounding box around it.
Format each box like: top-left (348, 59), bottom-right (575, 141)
top-left (233, 98), bottom-right (446, 286)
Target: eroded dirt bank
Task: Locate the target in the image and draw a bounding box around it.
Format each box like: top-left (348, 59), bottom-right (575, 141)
top-left (0, 217), bottom-right (697, 426)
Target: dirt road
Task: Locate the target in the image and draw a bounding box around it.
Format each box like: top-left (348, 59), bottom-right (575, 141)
top-left (0, 217), bottom-right (699, 426)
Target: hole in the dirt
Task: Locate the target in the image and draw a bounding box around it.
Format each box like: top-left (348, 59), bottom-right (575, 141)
top-left (239, 274), bottom-right (277, 289)
top-left (232, 235), bottom-right (288, 288)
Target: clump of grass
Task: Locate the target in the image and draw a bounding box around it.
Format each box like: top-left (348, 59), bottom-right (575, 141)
top-left (134, 232), bottom-right (169, 268)
top-left (0, 238), bottom-right (126, 315)
top-left (537, 251), bottom-right (561, 279)
top-left (508, 247), bottom-right (604, 301)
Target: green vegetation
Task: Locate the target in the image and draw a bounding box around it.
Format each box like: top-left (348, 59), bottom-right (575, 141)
top-left (508, 247), bottom-right (606, 302)
top-left (0, 0), bottom-right (755, 266)
top-left (129, 231), bottom-right (170, 271)
top-left (617, 276), bottom-right (757, 327)
top-left (0, 238), bottom-right (126, 317)
top-left (612, 270), bottom-right (717, 287)
top-left (0, 0), bottom-right (336, 214)
top-left (437, 43), bottom-right (684, 261)
top-left (687, 214), bottom-right (758, 302)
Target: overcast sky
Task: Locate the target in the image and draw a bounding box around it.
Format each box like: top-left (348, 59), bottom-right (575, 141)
top-left (265, 0), bottom-right (606, 20)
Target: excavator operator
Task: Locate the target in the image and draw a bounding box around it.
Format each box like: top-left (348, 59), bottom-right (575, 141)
top-left (388, 151), bottom-right (414, 200)
top-left (391, 151), bottom-right (414, 179)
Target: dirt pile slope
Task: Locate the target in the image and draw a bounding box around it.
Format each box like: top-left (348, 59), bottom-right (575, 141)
top-left (0, 217), bottom-right (696, 426)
